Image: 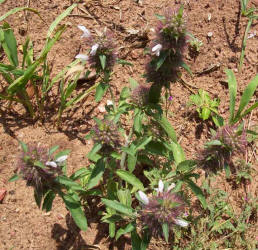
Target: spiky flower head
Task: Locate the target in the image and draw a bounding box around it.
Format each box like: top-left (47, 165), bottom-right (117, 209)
top-left (131, 85), bottom-right (151, 106)
top-left (17, 143), bottom-right (65, 191)
top-left (76, 25), bottom-right (117, 72)
top-left (200, 125), bottom-right (248, 173)
top-left (138, 180), bottom-right (188, 237)
top-left (152, 6), bottom-right (187, 57)
top-left (92, 119), bottom-right (121, 153)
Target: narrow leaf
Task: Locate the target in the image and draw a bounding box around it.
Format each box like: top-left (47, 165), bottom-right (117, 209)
top-left (101, 198), bottom-right (134, 216)
top-left (116, 170), bottom-right (144, 190)
top-left (87, 159), bottom-right (105, 189)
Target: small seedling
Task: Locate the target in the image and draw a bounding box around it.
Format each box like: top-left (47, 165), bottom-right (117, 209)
top-left (188, 89), bottom-right (220, 122)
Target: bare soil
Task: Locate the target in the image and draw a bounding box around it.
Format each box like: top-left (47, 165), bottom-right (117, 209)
top-left (0, 0), bottom-right (257, 249)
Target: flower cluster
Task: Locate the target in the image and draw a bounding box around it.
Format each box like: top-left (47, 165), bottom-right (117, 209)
top-left (131, 85), bottom-right (151, 106)
top-left (138, 180), bottom-right (188, 237)
top-left (146, 6), bottom-right (188, 86)
top-left (76, 25), bottom-right (117, 71)
top-left (152, 6), bottom-right (187, 56)
top-left (17, 143), bottom-right (66, 191)
top-left (92, 119), bottom-right (121, 153)
top-left (200, 125), bottom-right (248, 173)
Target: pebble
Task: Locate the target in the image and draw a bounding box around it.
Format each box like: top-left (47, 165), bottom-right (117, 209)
top-left (98, 105), bottom-right (106, 113)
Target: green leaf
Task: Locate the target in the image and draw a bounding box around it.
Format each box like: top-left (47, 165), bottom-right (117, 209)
top-left (179, 61), bottom-right (192, 76)
top-left (155, 51), bottom-right (168, 70)
top-left (109, 222), bottom-right (116, 238)
top-left (34, 161), bottom-right (46, 169)
top-left (70, 168), bottom-right (90, 181)
top-left (162, 223), bottom-right (169, 243)
top-left (225, 69), bottom-right (237, 124)
top-left (48, 145), bottom-right (59, 156)
top-left (87, 143), bottom-right (102, 162)
top-left (117, 189), bottom-right (132, 207)
top-left (42, 190), bottom-right (56, 212)
top-left (99, 54), bottom-right (106, 70)
top-left (54, 149), bottom-right (70, 161)
top-left (128, 154), bottom-right (137, 172)
top-left (131, 230), bottom-right (142, 250)
top-left (149, 83), bottom-right (162, 104)
top-left (101, 198), bottom-right (134, 216)
top-left (201, 107), bottom-right (211, 120)
top-left (8, 174), bottom-right (20, 182)
top-left (155, 14), bottom-right (165, 21)
top-left (177, 160), bottom-right (196, 173)
top-left (0, 23), bottom-right (18, 67)
top-left (8, 25), bottom-right (66, 93)
top-left (169, 142), bottom-right (185, 165)
top-left (87, 159), bottom-right (105, 189)
top-left (116, 222), bottom-right (135, 240)
top-left (34, 189), bottom-right (43, 208)
top-left (47, 3), bottom-right (77, 38)
top-left (234, 74), bottom-right (258, 122)
top-left (95, 82), bottom-right (109, 102)
top-left (19, 140), bottom-right (28, 152)
top-left (185, 179), bottom-right (207, 209)
top-left (0, 7), bottom-right (41, 23)
top-left (135, 136), bottom-right (152, 151)
top-left (116, 170), bottom-right (144, 191)
top-left (155, 115), bottom-right (177, 142)
top-left (117, 59), bottom-right (133, 66)
top-left (62, 194), bottom-right (87, 231)
top-left (129, 77), bottom-right (139, 89)
top-left (56, 176), bottom-right (85, 191)
top-left (134, 109), bottom-right (143, 133)
top-left (145, 141), bottom-right (167, 156)
top-left (119, 87), bottom-right (130, 101)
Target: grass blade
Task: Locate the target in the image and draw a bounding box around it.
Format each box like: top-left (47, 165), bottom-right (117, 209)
top-left (234, 74), bottom-right (258, 122)
top-left (225, 69), bottom-right (237, 124)
top-left (47, 3), bottom-right (77, 38)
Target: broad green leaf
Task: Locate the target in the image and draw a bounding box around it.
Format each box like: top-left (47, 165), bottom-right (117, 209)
top-left (234, 74), bottom-right (258, 122)
top-left (129, 77), bottom-right (139, 89)
top-left (42, 190), bottom-right (56, 212)
top-left (134, 109), bottom-right (143, 133)
top-left (95, 82), bottom-right (109, 102)
top-left (225, 69), bottom-right (237, 124)
top-left (87, 159), bottom-right (105, 189)
top-left (201, 107), bottom-right (211, 120)
top-left (47, 3), bottom-right (77, 37)
top-left (128, 154), bottom-right (137, 172)
top-left (101, 198), bottom-right (134, 216)
top-left (70, 168), bottom-right (90, 181)
top-left (62, 194), bottom-right (87, 231)
top-left (117, 189), bottom-right (132, 207)
top-left (135, 136), bottom-right (152, 151)
top-left (116, 222), bottom-right (135, 240)
top-left (169, 142), bottom-right (185, 165)
top-left (119, 87), bottom-right (130, 101)
top-left (109, 222), bottom-right (115, 238)
top-left (116, 170), bottom-right (144, 191)
top-left (99, 54), bottom-right (106, 70)
top-left (87, 143), bottom-right (102, 162)
top-left (56, 176), bottom-right (84, 191)
top-left (155, 51), bottom-right (168, 70)
top-left (0, 23), bottom-right (18, 67)
top-left (179, 61), bottom-right (192, 76)
top-left (145, 141), bottom-right (167, 156)
top-left (177, 160), bottom-right (196, 173)
top-left (131, 230), bottom-right (142, 250)
top-left (162, 223), bottom-right (169, 243)
top-left (186, 179), bottom-right (207, 209)
top-left (156, 115), bottom-right (177, 142)
top-left (8, 174), bottom-right (20, 182)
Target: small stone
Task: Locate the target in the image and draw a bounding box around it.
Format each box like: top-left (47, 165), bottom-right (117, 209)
top-left (15, 208), bottom-right (19, 212)
top-left (44, 212), bottom-right (51, 216)
top-left (98, 105), bottom-right (106, 113)
top-left (207, 13), bottom-right (211, 21)
top-left (207, 32), bottom-right (213, 37)
top-left (233, 68), bottom-right (238, 73)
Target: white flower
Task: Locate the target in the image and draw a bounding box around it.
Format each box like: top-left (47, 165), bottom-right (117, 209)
top-left (167, 183), bottom-right (176, 192)
top-left (152, 44), bottom-right (162, 56)
top-left (45, 161), bottom-right (57, 168)
top-left (158, 180), bottom-right (164, 193)
top-left (75, 54), bottom-right (89, 61)
top-left (78, 25), bottom-right (91, 38)
top-left (107, 100), bottom-right (113, 106)
top-left (174, 218), bottom-right (189, 227)
top-left (90, 43), bottom-right (99, 56)
top-left (138, 191), bottom-right (149, 205)
top-left (55, 155), bottom-right (68, 163)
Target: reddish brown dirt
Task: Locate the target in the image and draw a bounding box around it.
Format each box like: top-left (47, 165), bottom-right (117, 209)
top-left (0, 0), bottom-right (257, 249)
